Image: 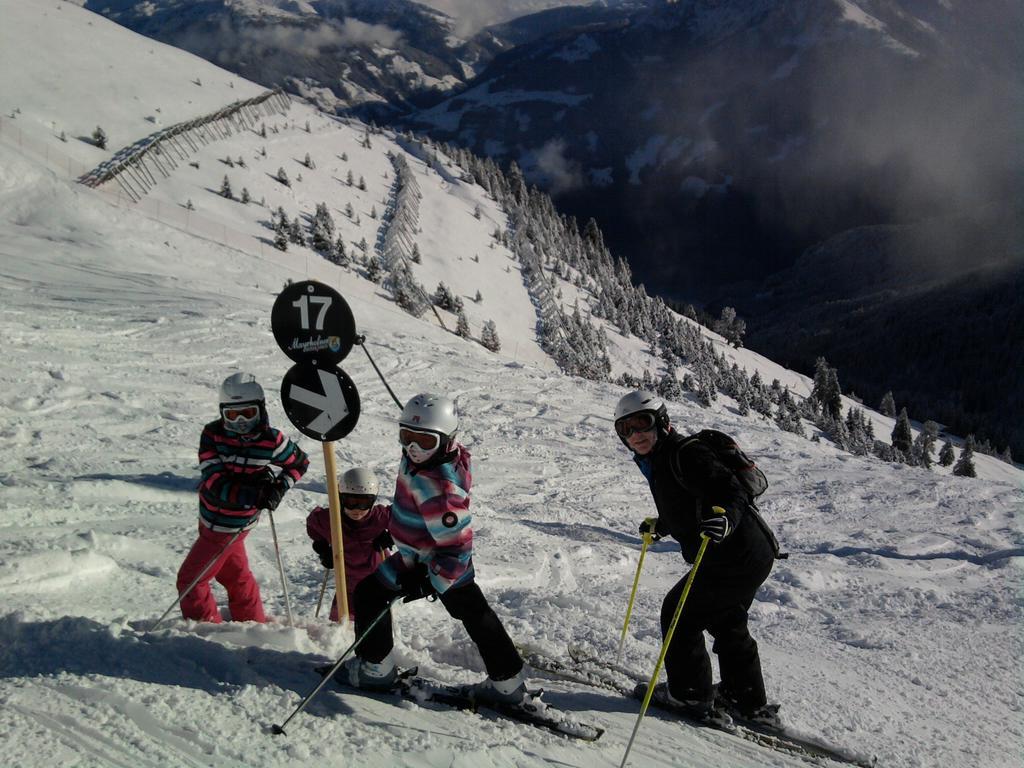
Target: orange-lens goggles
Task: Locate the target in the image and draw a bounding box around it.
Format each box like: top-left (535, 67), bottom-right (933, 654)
top-left (340, 494), bottom-right (375, 510)
top-left (615, 412), bottom-right (656, 438)
top-left (399, 428), bottom-right (440, 451)
top-left (222, 405), bottom-right (259, 421)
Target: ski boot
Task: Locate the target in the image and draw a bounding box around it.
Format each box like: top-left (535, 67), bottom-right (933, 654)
top-left (715, 685), bottom-right (782, 729)
top-left (650, 683), bottom-right (733, 728)
top-left (470, 668), bottom-right (528, 706)
top-left (339, 652), bottom-right (399, 691)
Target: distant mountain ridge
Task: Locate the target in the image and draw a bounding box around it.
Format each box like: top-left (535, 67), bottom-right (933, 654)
top-left (83, 0), bottom-right (504, 116)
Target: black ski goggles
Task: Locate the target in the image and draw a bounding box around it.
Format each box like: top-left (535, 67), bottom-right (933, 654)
top-left (615, 412), bottom-right (657, 439)
top-left (340, 494), bottom-right (375, 511)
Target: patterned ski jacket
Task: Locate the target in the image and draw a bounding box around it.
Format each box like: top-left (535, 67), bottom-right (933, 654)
top-left (197, 418), bottom-right (309, 532)
top-left (376, 444), bottom-right (474, 595)
top-left (306, 503), bottom-right (391, 603)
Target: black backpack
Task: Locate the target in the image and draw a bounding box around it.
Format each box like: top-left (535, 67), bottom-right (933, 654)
top-left (680, 429), bottom-right (768, 501)
top-left (678, 429), bottom-right (784, 558)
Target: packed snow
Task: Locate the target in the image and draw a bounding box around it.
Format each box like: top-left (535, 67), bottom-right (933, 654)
top-left (1, 2), bottom-right (1021, 767)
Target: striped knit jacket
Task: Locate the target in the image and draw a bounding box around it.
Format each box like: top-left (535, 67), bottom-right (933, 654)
top-left (377, 444), bottom-right (473, 595)
top-left (197, 418), bottom-right (309, 531)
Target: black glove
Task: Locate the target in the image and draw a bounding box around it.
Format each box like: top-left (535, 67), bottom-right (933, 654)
top-left (397, 563), bottom-right (434, 603)
top-left (258, 477), bottom-right (287, 511)
top-left (312, 539), bottom-right (333, 569)
top-left (372, 530), bottom-right (394, 552)
top-left (699, 506), bottom-right (731, 543)
top-left (638, 517), bottom-right (662, 541)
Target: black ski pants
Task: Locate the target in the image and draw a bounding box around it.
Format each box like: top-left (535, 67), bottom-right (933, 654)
top-left (353, 574), bottom-right (523, 681)
top-left (661, 556), bottom-right (773, 711)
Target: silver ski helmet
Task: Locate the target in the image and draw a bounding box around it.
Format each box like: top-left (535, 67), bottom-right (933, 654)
top-left (219, 372), bottom-right (265, 434)
top-left (399, 393), bottom-right (459, 439)
top-left (614, 390), bottom-right (669, 447)
top-left (339, 467), bottom-right (379, 497)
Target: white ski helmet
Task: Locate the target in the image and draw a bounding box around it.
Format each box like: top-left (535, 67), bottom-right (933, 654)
top-left (614, 390), bottom-right (669, 443)
top-left (339, 467), bottom-right (379, 497)
top-left (219, 372), bottom-right (265, 406)
top-left (399, 393), bottom-right (459, 440)
top-left (218, 372), bottom-right (265, 434)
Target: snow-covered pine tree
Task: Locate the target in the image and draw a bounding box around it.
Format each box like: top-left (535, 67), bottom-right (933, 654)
top-left (92, 125), bottom-right (107, 149)
top-left (480, 320), bottom-right (501, 352)
top-left (358, 175), bottom-right (367, 191)
top-left (879, 391), bottom-right (897, 418)
top-left (219, 175), bottom-right (233, 199)
top-left (240, 187), bottom-right (250, 204)
top-left (891, 408), bottom-right (913, 455)
top-left (364, 254), bottom-right (383, 283)
top-left (274, 217), bottom-right (288, 251)
top-left (288, 218), bottom-right (306, 246)
top-left (474, 289), bottom-right (482, 303)
top-left (304, 152), bottom-right (314, 169)
top-left (311, 203), bottom-right (335, 253)
top-left (811, 357), bottom-right (842, 420)
top-left (277, 167), bottom-right (290, 187)
top-left (411, 243), bottom-right (421, 263)
top-left (456, 309), bottom-right (471, 338)
top-left (433, 282), bottom-right (456, 311)
top-left (938, 440), bottom-right (955, 466)
top-left (952, 436), bottom-right (977, 477)
top-left (332, 236), bottom-right (348, 267)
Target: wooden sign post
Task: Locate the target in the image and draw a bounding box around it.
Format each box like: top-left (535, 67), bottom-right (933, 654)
top-left (271, 281), bottom-right (359, 624)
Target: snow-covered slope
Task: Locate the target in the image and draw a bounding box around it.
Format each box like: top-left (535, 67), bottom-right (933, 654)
top-left (1, 3), bottom-right (1022, 768)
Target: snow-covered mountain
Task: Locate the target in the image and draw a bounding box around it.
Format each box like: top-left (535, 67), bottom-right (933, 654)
top-left (80, 0), bottom-right (506, 117)
top-left (1, 3), bottom-right (1021, 768)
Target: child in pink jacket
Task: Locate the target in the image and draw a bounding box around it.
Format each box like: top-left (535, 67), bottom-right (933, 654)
top-left (306, 467), bottom-right (392, 621)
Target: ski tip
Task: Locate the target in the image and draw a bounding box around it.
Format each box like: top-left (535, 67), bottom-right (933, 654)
top-left (270, 724), bottom-right (287, 736)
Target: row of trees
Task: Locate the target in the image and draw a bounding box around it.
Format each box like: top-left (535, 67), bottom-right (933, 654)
top-left (434, 137), bottom-right (993, 477)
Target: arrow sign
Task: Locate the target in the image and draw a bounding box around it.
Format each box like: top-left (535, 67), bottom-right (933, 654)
top-left (281, 363), bottom-right (360, 442)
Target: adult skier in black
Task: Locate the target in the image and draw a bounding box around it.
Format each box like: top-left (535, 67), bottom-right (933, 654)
top-left (614, 390), bottom-right (777, 724)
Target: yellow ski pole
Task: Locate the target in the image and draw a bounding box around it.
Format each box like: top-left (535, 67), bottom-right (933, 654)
top-left (616, 531), bottom-right (653, 666)
top-left (619, 507), bottom-right (725, 768)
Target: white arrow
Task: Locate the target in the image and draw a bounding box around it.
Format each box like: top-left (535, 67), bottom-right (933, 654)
top-left (290, 369), bottom-right (349, 435)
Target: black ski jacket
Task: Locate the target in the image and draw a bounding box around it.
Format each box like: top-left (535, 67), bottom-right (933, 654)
top-left (634, 430), bottom-right (776, 571)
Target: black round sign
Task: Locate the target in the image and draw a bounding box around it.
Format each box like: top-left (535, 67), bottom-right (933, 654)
top-left (280, 363), bottom-right (360, 442)
top-left (272, 281), bottom-right (357, 365)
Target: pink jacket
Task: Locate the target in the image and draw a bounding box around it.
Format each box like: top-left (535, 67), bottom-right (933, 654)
top-left (306, 503), bottom-right (391, 618)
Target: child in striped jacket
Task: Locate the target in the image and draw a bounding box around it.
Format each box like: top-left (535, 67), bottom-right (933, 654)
top-left (176, 373), bottom-right (308, 623)
top-left (341, 394), bottom-right (526, 705)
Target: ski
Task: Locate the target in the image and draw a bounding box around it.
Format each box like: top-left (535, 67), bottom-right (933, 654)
top-left (315, 664), bottom-right (604, 742)
top-left (523, 647), bottom-right (875, 768)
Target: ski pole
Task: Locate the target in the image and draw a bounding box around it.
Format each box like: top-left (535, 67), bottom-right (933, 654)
top-left (268, 509), bottom-right (294, 628)
top-left (355, 334), bottom-right (403, 410)
top-left (619, 507), bottom-right (724, 768)
top-left (314, 569), bottom-right (330, 618)
top-left (271, 595), bottom-right (403, 736)
top-left (616, 532), bottom-right (653, 666)
top-left (152, 528), bottom-right (244, 631)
